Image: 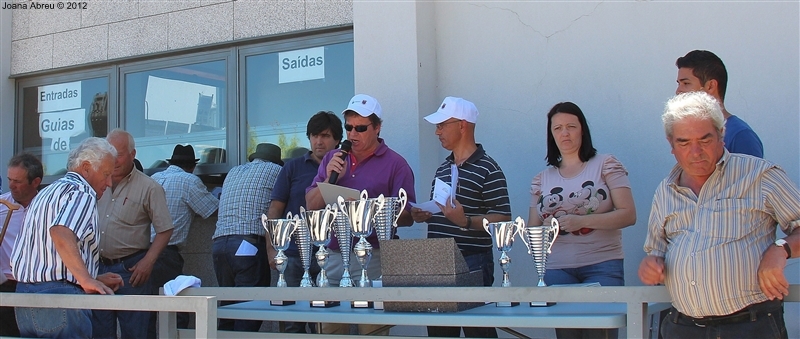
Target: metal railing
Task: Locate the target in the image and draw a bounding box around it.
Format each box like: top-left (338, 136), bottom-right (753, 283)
top-left (0, 293), bottom-right (217, 338)
top-left (2, 285), bottom-right (797, 338)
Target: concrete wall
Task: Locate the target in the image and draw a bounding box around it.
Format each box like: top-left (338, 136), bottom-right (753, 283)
top-left (9, 0), bottom-right (352, 74)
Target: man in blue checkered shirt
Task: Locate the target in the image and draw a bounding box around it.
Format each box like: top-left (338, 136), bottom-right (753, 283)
top-left (212, 143), bottom-right (283, 332)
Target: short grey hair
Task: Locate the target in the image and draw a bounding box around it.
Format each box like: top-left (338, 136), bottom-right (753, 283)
top-left (662, 91), bottom-right (725, 138)
top-left (67, 137), bottom-right (117, 172)
top-left (107, 128), bottom-right (135, 152)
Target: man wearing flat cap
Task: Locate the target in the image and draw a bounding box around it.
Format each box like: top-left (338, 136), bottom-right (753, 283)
top-left (212, 142), bottom-right (283, 332)
top-left (148, 144), bottom-right (219, 332)
top-left (306, 94), bottom-right (416, 335)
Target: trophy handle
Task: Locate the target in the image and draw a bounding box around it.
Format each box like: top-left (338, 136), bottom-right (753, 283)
top-left (261, 214), bottom-right (269, 232)
top-left (375, 194), bottom-right (386, 216)
top-left (324, 204), bottom-right (337, 227)
top-left (395, 188), bottom-right (408, 225)
top-left (482, 218), bottom-right (490, 234)
top-left (548, 218), bottom-right (560, 253)
top-left (337, 196), bottom-right (347, 219)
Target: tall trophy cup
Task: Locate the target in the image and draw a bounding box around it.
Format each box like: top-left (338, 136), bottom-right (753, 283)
top-left (374, 188), bottom-right (408, 241)
top-left (519, 217), bottom-right (560, 307)
top-left (294, 211), bottom-right (313, 288)
top-left (333, 206), bottom-right (354, 288)
top-left (483, 216), bottom-right (524, 307)
top-left (338, 191), bottom-right (385, 308)
top-left (302, 205), bottom-right (340, 307)
top-left (262, 213), bottom-right (299, 306)
top-left (338, 192), bottom-right (385, 288)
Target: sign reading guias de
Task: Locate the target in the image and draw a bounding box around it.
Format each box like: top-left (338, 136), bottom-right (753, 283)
top-left (37, 81), bottom-right (85, 152)
top-left (278, 47), bottom-right (325, 84)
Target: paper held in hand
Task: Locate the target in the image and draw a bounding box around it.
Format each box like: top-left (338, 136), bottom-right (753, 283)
top-left (318, 182), bottom-right (360, 205)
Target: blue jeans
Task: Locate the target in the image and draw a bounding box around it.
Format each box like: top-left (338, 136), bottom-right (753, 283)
top-left (15, 281), bottom-right (92, 338)
top-left (660, 300), bottom-right (787, 339)
top-left (545, 259), bottom-right (624, 339)
top-left (92, 250), bottom-right (153, 339)
top-left (427, 250), bottom-right (497, 338)
top-left (212, 235), bottom-right (269, 332)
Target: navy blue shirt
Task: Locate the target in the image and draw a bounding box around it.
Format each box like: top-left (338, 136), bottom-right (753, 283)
top-left (270, 152), bottom-right (321, 254)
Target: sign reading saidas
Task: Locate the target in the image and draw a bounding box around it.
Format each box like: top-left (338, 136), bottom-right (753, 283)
top-left (278, 47), bottom-right (325, 84)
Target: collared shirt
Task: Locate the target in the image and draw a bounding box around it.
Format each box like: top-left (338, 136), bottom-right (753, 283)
top-left (214, 159), bottom-right (282, 239)
top-left (426, 144), bottom-right (511, 253)
top-left (307, 138), bottom-right (416, 251)
top-left (151, 165), bottom-right (219, 246)
top-left (644, 150), bottom-right (800, 317)
top-left (11, 172), bottom-right (100, 284)
top-left (97, 168), bottom-right (174, 259)
top-left (0, 192), bottom-right (28, 280)
top-left (271, 152), bottom-right (320, 254)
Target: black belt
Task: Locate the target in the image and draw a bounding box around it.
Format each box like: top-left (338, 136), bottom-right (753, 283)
top-left (673, 299), bottom-right (782, 327)
top-left (99, 249), bottom-right (146, 266)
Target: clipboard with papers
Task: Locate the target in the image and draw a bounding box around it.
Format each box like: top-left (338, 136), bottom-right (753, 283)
top-left (317, 182), bottom-right (361, 205)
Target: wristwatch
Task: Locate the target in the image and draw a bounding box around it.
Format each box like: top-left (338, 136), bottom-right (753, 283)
top-left (774, 239), bottom-right (792, 259)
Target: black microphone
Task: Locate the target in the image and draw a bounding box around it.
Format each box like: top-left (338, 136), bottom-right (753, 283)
top-left (328, 140), bottom-right (352, 184)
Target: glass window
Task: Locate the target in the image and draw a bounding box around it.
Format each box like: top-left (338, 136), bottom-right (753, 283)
top-left (20, 77), bottom-right (109, 176)
top-left (244, 41), bottom-right (353, 161)
top-left (124, 60), bottom-right (227, 171)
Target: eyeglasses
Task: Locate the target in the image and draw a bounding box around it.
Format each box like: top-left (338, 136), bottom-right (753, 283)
top-left (436, 120), bottom-right (462, 130)
top-left (345, 124), bottom-right (370, 133)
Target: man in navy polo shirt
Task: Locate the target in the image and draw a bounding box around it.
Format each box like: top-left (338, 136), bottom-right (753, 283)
top-left (306, 94), bottom-right (416, 335)
top-left (413, 96), bottom-right (512, 338)
top-left (267, 111), bottom-right (343, 333)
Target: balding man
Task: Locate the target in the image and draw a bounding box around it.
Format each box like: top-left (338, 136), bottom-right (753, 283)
top-left (93, 129), bottom-right (173, 339)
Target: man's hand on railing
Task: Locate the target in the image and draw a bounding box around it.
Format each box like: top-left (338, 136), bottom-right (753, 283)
top-left (97, 272), bottom-right (124, 292)
top-left (638, 255), bottom-right (666, 285)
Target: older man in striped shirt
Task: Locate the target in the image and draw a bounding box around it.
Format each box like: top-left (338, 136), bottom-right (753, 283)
top-left (10, 137), bottom-right (123, 338)
top-left (639, 91), bottom-right (799, 339)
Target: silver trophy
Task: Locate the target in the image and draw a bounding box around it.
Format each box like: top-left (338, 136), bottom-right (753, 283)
top-left (294, 210), bottom-right (313, 288)
top-left (262, 213), bottom-right (299, 306)
top-left (333, 205), bottom-right (355, 288)
top-left (483, 216), bottom-right (525, 307)
top-left (519, 217), bottom-right (560, 307)
top-left (302, 205), bottom-right (340, 307)
top-left (337, 191), bottom-right (385, 289)
top-left (374, 188), bottom-right (408, 241)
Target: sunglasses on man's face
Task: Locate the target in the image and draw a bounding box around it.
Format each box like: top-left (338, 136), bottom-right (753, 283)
top-left (345, 124), bottom-right (370, 133)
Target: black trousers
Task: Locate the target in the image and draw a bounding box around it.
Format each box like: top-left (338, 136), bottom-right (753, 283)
top-left (0, 279), bottom-right (20, 337)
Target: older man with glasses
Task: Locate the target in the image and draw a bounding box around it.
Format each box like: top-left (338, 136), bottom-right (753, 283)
top-left (306, 94), bottom-right (416, 336)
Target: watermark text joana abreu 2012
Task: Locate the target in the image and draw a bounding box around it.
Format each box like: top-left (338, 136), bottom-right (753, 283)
top-left (2, 1), bottom-right (87, 10)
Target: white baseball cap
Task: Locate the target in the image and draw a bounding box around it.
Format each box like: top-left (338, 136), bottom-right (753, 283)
top-left (424, 97), bottom-right (479, 124)
top-left (343, 94), bottom-right (382, 118)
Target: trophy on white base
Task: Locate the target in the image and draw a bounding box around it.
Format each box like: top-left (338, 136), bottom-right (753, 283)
top-left (519, 217), bottom-right (559, 307)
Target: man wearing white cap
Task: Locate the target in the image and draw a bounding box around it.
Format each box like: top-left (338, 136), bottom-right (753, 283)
top-left (306, 94), bottom-right (416, 335)
top-left (412, 96), bottom-right (511, 338)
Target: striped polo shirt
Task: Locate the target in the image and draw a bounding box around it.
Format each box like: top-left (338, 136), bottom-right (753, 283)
top-left (645, 150), bottom-right (800, 317)
top-left (11, 172), bottom-right (100, 284)
top-left (427, 144), bottom-right (512, 253)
